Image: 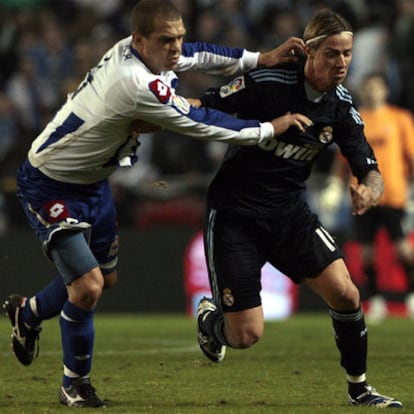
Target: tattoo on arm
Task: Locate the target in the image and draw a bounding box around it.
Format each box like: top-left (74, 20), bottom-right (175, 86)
top-left (361, 170), bottom-right (384, 204)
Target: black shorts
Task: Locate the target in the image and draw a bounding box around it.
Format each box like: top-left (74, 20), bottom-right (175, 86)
top-left (353, 206), bottom-right (405, 243)
top-left (204, 205), bottom-right (343, 312)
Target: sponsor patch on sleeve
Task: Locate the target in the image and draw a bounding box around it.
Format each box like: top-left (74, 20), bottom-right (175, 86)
top-left (171, 95), bottom-right (190, 114)
top-left (219, 76), bottom-right (245, 98)
top-left (149, 79), bottom-right (190, 114)
top-left (149, 79), bottom-right (172, 104)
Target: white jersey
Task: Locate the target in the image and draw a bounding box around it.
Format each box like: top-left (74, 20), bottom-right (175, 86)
top-left (28, 36), bottom-right (274, 184)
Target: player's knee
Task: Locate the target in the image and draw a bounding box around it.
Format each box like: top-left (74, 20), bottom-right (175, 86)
top-left (329, 282), bottom-right (360, 311)
top-left (75, 282), bottom-right (103, 309)
top-left (69, 270), bottom-right (104, 309)
top-left (229, 326), bottom-right (263, 349)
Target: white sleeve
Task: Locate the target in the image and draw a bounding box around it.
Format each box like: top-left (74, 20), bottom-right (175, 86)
top-left (177, 42), bottom-right (259, 76)
top-left (132, 77), bottom-right (273, 146)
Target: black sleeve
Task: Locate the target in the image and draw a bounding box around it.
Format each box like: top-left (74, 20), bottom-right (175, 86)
top-left (336, 106), bottom-right (380, 181)
top-left (200, 74), bottom-right (255, 116)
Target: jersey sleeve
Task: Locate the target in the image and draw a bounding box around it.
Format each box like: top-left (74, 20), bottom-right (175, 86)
top-left (200, 74), bottom-right (255, 116)
top-left (177, 42), bottom-right (259, 76)
top-left (131, 76), bottom-right (274, 146)
top-left (335, 105), bottom-right (380, 181)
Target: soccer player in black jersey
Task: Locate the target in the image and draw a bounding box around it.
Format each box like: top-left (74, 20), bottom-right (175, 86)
top-left (195, 8), bottom-right (402, 408)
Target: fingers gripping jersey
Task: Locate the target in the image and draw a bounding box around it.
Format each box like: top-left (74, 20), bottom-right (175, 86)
top-left (28, 36), bottom-right (272, 184)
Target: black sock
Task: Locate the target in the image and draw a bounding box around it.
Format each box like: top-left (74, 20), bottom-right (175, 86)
top-left (348, 380), bottom-right (368, 398)
top-left (329, 307), bottom-right (367, 390)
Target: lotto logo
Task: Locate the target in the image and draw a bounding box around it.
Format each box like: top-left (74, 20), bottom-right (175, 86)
top-left (149, 79), bottom-right (171, 104)
top-left (49, 202), bottom-right (65, 218)
top-left (44, 200), bottom-right (69, 222)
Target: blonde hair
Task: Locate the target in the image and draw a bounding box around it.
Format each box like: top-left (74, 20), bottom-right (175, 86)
top-left (303, 8), bottom-right (353, 49)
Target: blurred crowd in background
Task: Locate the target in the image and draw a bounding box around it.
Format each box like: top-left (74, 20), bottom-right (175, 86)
top-left (0, 0), bottom-right (413, 236)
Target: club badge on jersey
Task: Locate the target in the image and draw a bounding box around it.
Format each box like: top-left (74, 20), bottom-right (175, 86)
top-left (318, 126), bottom-right (333, 144)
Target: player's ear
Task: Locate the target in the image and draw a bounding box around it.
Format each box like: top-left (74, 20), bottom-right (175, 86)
top-left (304, 44), bottom-right (313, 58)
top-left (132, 31), bottom-right (144, 49)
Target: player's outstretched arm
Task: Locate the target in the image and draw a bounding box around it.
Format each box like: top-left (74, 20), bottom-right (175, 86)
top-left (258, 37), bottom-right (306, 68)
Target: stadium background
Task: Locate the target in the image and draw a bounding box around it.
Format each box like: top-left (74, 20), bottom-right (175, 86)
top-left (0, 0), bottom-right (413, 315)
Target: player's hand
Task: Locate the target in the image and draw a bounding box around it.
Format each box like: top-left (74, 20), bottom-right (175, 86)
top-left (258, 37), bottom-right (306, 68)
top-left (186, 98), bottom-right (202, 108)
top-left (349, 183), bottom-right (377, 215)
top-left (270, 112), bottom-right (312, 137)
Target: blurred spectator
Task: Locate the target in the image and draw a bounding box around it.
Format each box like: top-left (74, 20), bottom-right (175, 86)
top-left (192, 8), bottom-right (222, 43)
top-left (346, 6), bottom-right (394, 97)
top-left (320, 72), bottom-right (414, 322)
top-left (0, 92), bottom-right (18, 163)
top-left (30, 17), bottom-right (74, 107)
top-left (390, 0), bottom-right (414, 112)
top-left (256, 5), bottom-right (302, 51)
top-left (5, 56), bottom-right (55, 135)
top-left (0, 8), bottom-right (37, 84)
top-left (72, 0), bottom-right (123, 19)
top-left (0, 92), bottom-right (21, 234)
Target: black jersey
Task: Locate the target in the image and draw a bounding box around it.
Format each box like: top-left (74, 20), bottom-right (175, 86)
top-left (201, 60), bottom-right (379, 218)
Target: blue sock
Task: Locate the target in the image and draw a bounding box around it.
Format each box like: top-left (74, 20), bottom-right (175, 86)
top-left (22, 276), bottom-right (68, 327)
top-left (60, 301), bottom-right (94, 388)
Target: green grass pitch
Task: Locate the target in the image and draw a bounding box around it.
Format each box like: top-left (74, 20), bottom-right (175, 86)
top-left (0, 313), bottom-right (412, 413)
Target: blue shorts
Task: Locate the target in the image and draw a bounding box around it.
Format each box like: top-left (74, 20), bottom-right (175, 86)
top-left (16, 159), bottom-right (119, 273)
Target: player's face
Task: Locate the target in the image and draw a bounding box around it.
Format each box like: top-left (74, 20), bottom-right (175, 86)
top-left (305, 32), bottom-right (353, 92)
top-left (133, 18), bottom-right (186, 74)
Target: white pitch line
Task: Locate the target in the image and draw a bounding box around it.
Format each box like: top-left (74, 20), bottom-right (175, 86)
top-left (1, 344), bottom-right (199, 358)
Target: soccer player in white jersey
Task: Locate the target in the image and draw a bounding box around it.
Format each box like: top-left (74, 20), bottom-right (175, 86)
top-left (2, 0), bottom-right (309, 408)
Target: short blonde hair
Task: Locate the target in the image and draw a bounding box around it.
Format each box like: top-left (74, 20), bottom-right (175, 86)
top-left (303, 8), bottom-right (353, 49)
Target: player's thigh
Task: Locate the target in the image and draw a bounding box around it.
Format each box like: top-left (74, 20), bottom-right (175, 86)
top-left (88, 182), bottom-right (120, 275)
top-left (205, 209), bottom-right (266, 313)
top-left (267, 205), bottom-right (342, 282)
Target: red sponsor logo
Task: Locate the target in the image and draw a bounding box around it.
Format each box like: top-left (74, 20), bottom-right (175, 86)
top-left (149, 79), bottom-right (171, 104)
top-left (44, 200), bottom-right (69, 223)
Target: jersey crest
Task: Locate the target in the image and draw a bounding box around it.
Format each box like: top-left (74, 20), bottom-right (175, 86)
top-left (318, 126), bottom-right (333, 143)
